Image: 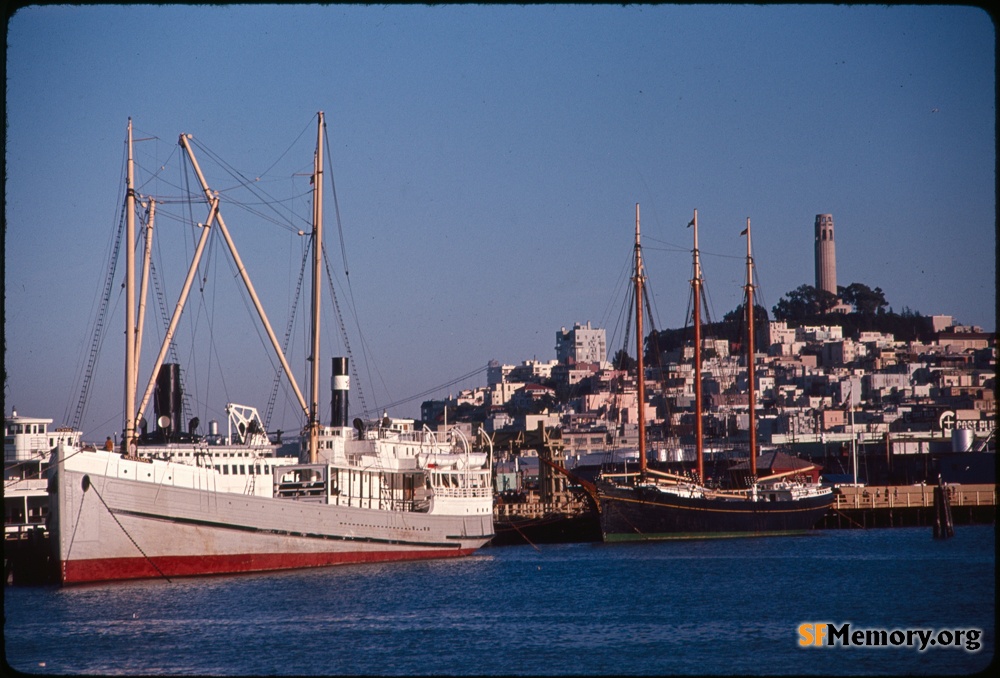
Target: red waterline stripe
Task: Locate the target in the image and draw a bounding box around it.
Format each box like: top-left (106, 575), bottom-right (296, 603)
top-left (61, 548), bottom-right (476, 585)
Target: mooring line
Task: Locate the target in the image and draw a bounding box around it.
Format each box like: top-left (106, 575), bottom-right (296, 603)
top-left (85, 478), bottom-right (172, 583)
top-left (510, 520), bottom-right (541, 553)
top-left (831, 507), bottom-right (866, 529)
top-left (66, 490), bottom-right (88, 566)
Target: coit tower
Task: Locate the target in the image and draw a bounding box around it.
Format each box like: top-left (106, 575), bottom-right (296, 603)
top-left (814, 214), bottom-right (837, 295)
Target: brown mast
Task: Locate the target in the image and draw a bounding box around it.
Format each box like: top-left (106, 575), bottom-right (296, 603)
top-left (690, 209), bottom-right (704, 482)
top-left (743, 217), bottom-right (757, 478)
top-left (634, 203), bottom-right (647, 477)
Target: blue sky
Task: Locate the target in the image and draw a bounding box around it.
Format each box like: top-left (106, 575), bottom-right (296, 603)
top-left (5, 5), bottom-right (995, 437)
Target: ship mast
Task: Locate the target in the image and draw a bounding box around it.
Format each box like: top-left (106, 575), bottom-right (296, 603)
top-left (174, 133), bottom-right (310, 427)
top-left (124, 119), bottom-right (137, 453)
top-left (743, 218), bottom-right (757, 479)
top-left (128, 117), bottom-right (325, 455)
top-left (634, 203), bottom-right (647, 477)
top-left (307, 112), bottom-right (325, 463)
top-left (134, 199), bottom-right (155, 380)
top-left (690, 209), bottom-right (704, 482)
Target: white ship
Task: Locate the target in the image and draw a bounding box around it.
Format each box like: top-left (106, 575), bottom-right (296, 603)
top-left (48, 114), bottom-right (494, 585)
top-left (50, 418), bottom-right (492, 584)
top-left (5, 409), bottom-right (81, 537)
top-left (4, 409), bottom-right (80, 584)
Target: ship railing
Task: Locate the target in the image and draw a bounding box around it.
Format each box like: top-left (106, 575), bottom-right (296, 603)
top-left (432, 485), bottom-right (492, 499)
top-left (379, 498), bottom-right (431, 513)
top-left (363, 427), bottom-right (450, 445)
top-left (328, 494), bottom-right (432, 513)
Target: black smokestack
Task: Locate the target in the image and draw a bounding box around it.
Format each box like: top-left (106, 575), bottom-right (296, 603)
top-left (154, 363), bottom-right (183, 438)
top-left (331, 357), bottom-right (350, 427)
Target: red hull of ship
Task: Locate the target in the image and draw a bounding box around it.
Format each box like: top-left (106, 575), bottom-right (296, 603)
top-left (61, 547), bottom-right (478, 584)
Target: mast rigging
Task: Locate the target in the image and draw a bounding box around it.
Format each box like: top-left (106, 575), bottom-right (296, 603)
top-left (690, 209), bottom-right (704, 482)
top-left (634, 203), bottom-right (647, 478)
top-left (743, 217), bottom-right (757, 479)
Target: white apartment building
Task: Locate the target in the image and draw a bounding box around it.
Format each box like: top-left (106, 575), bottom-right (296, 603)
top-left (769, 321), bottom-right (797, 346)
top-left (556, 321), bottom-right (607, 365)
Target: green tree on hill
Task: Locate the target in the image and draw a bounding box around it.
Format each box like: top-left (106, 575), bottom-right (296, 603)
top-left (769, 282), bottom-right (933, 341)
top-left (772, 284), bottom-right (838, 321)
top-left (839, 282), bottom-right (888, 316)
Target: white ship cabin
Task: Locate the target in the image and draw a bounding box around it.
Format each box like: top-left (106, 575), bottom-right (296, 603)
top-left (277, 417), bottom-right (493, 514)
top-left (132, 403), bottom-right (299, 495)
top-left (4, 409), bottom-right (81, 481)
top-left (4, 409), bottom-right (80, 534)
top-left (146, 440), bottom-right (300, 496)
top-left (199, 453), bottom-right (299, 495)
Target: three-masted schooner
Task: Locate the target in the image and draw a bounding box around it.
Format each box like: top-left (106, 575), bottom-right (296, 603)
top-left (594, 206), bottom-right (833, 541)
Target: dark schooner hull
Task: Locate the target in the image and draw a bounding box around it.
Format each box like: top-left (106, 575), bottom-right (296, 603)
top-left (597, 480), bottom-right (833, 542)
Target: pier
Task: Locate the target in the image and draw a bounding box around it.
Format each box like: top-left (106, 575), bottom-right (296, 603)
top-left (491, 493), bottom-right (601, 546)
top-left (818, 483), bottom-right (996, 529)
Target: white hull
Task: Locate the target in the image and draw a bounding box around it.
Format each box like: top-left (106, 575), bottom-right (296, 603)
top-left (50, 445), bottom-right (493, 584)
top-left (48, 117), bottom-right (495, 585)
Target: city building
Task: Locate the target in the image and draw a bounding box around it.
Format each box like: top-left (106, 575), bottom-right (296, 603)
top-left (556, 321), bottom-right (607, 365)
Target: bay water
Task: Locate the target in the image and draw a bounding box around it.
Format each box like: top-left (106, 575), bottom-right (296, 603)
top-left (4, 526), bottom-right (993, 675)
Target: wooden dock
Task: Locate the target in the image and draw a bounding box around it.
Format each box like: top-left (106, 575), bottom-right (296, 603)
top-left (492, 497), bottom-right (601, 546)
top-left (819, 483), bottom-right (996, 529)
